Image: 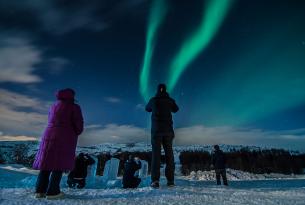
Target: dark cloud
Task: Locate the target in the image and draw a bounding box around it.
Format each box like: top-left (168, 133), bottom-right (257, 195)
top-left (0, 88), bottom-right (48, 135)
top-left (0, 0), bottom-right (149, 35)
top-left (0, 36), bottom-right (42, 83)
top-left (0, 33), bottom-right (69, 83)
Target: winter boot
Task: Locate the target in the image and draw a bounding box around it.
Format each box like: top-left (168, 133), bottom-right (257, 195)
top-left (167, 181), bottom-right (175, 187)
top-left (150, 181), bottom-right (160, 189)
top-left (46, 192), bottom-right (64, 200)
top-left (35, 193), bottom-right (46, 199)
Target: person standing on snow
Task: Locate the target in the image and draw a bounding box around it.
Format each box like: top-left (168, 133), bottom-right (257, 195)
top-left (211, 145), bottom-right (228, 186)
top-left (33, 88), bottom-right (84, 199)
top-left (146, 84), bottom-right (179, 188)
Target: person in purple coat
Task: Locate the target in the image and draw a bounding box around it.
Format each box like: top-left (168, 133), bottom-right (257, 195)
top-left (33, 88), bottom-right (84, 199)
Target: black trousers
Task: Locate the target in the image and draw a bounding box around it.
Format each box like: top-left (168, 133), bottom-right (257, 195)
top-left (123, 177), bottom-right (141, 188)
top-left (215, 169), bottom-right (228, 185)
top-left (35, 170), bottom-right (63, 195)
top-left (151, 136), bottom-right (175, 183)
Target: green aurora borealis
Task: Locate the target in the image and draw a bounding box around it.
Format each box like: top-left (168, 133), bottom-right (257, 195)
top-left (140, 0), bottom-right (234, 98)
top-left (140, 0), bottom-right (168, 102)
top-left (139, 0), bottom-right (305, 127)
top-left (167, 0), bottom-right (234, 93)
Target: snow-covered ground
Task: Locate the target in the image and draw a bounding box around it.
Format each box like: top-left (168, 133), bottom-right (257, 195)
top-left (1, 141), bottom-right (305, 204)
top-left (1, 165), bottom-right (305, 205)
top-left (186, 169), bottom-right (305, 181)
top-left (1, 183), bottom-right (305, 205)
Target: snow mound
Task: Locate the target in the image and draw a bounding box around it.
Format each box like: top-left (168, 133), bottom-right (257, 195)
top-left (186, 169), bottom-right (305, 181)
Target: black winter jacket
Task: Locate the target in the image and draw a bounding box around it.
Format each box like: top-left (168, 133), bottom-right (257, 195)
top-left (122, 159), bottom-right (141, 187)
top-left (145, 92), bottom-right (179, 137)
top-left (68, 155), bottom-right (95, 179)
top-left (211, 150), bottom-right (226, 169)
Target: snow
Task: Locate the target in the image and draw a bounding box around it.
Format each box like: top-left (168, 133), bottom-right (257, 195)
top-left (138, 160), bottom-right (148, 178)
top-left (1, 180), bottom-right (305, 205)
top-left (1, 141), bottom-right (305, 204)
top-left (186, 169), bottom-right (305, 181)
top-left (1, 165), bottom-right (305, 205)
top-left (0, 164), bottom-right (38, 175)
top-left (103, 158), bottom-right (120, 181)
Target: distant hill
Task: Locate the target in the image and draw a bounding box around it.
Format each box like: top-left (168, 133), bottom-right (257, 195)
top-left (1, 141), bottom-right (304, 175)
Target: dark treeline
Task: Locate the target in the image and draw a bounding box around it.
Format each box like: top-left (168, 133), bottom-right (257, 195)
top-left (1, 144), bottom-right (34, 166)
top-left (0, 149), bottom-right (4, 164)
top-left (180, 149), bottom-right (305, 175)
top-left (1, 145), bottom-right (305, 175)
top-left (92, 149), bottom-right (305, 176)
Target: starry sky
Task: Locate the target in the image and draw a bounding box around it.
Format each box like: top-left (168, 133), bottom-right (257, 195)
top-left (0, 0), bottom-right (305, 150)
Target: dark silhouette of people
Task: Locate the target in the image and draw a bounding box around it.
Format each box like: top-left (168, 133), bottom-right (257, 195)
top-left (211, 145), bottom-right (228, 186)
top-left (122, 155), bottom-right (142, 188)
top-left (146, 84), bottom-right (179, 188)
top-left (67, 153), bottom-right (95, 189)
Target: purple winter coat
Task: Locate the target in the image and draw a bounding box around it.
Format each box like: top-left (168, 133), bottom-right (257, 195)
top-left (33, 89), bottom-right (84, 171)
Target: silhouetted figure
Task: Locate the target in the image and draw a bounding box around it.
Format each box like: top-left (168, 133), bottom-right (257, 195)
top-left (122, 155), bottom-right (142, 188)
top-left (67, 153), bottom-right (95, 189)
top-left (98, 152), bottom-right (112, 176)
top-left (33, 88), bottom-right (84, 199)
top-left (146, 84), bottom-right (179, 188)
top-left (211, 145), bottom-right (228, 186)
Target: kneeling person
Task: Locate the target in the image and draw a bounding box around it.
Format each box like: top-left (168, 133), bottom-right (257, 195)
top-left (67, 153), bottom-right (95, 189)
top-left (122, 155), bottom-right (142, 188)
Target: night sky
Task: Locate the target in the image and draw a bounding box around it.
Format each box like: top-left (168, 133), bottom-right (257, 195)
top-left (0, 0), bottom-right (305, 150)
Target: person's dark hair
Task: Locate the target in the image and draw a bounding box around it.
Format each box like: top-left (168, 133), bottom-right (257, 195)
top-left (214, 145), bottom-right (220, 150)
top-left (157, 84), bottom-right (166, 93)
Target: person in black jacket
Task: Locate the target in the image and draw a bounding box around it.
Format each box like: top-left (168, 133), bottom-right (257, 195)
top-left (211, 145), bottom-right (228, 185)
top-left (122, 155), bottom-right (142, 188)
top-left (67, 153), bottom-right (95, 189)
top-left (146, 84), bottom-right (179, 188)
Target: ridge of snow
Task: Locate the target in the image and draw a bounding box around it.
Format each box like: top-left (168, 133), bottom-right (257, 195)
top-left (0, 141), bottom-right (302, 164)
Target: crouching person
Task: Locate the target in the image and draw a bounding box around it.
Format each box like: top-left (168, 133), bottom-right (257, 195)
top-left (211, 145), bottom-right (228, 186)
top-left (122, 155), bottom-right (142, 188)
top-left (67, 153), bottom-right (95, 189)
